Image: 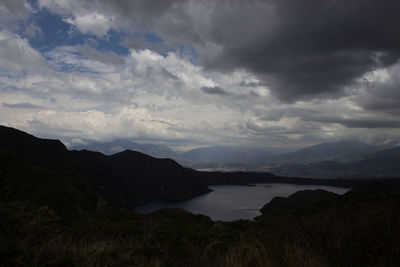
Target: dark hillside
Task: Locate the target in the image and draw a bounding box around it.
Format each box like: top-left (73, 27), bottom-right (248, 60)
top-left (0, 125), bottom-right (69, 167)
top-left (0, 125), bottom-right (211, 206)
top-left (0, 150), bottom-right (98, 218)
top-left (260, 189), bottom-right (339, 215)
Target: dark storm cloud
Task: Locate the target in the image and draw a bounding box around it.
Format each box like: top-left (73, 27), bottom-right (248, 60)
top-left (356, 66), bottom-right (400, 116)
top-left (209, 0), bottom-right (400, 101)
top-left (360, 98), bottom-right (400, 116)
top-left (39, 0), bottom-right (400, 102)
top-left (201, 86), bottom-right (227, 95)
top-left (256, 104), bottom-right (400, 129)
top-left (91, 0), bottom-right (400, 101)
top-left (338, 119), bottom-right (400, 129)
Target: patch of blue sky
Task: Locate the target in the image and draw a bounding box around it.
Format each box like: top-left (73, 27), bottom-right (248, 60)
top-left (131, 31), bottom-right (175, 55)
top-left (144, 32), bottom-right (164, 44)
top-left (43, 48), bottom-right (98, 74)
top-left (133, 31), bottom-right (164, 44)
top-left (25, 8), bottom-right (84, 52)
top-left (54, 63), bottom-right (96, 74)
top-left (25, 8), bottom-right (129, 57)
top-left (49, 58), bottom-right (99, 74)
top-left (26, 0), bottom-right (39, 10)
top-left (178, 44), bottom-right (199, 65)
top-left (0, 70), bottom-right (28, 80)
top-left (0, 84), bottom-right (23, 93)
top-left (94, 29), bottom-right (129, 56)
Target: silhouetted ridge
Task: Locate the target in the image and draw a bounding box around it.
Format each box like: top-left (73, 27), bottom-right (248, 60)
top-left (0, 125), bottom-right (68, 166)
top-left (72, 139), bottom-right (178, 158)
top-left (260, 189), bottom-right (339, 216)
top-left (343, 179), bottom-right (400, 201)
top-left (0, 125), bottom-right (211, 206)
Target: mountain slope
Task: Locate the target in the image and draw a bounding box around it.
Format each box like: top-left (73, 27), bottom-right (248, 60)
top-left (0, 125), bottom-right (69, 167)
top-left (70, 149), bottom-right (210, 205)
top-left (260, 189), bottom-right (339, 215)
top-left (269, 146), bottom-right (400, 178)
top-left (72, 139), bottom-right (177, 158)
top-left (182, 145), bottom-right (276, 164)
top-left (0, 150), bottom-right (99, 217)
top-left (273, 141), bottom-right (388, 164)
top-left (0, 125), bottom-right (210, 206)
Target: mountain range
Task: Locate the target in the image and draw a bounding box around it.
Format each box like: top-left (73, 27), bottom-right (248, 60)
top-left (267, 145), bottom-right (400, 178)
top-left (269, 141), bottom-right (392, 164)
top-left (1, 125), bottom-right (366, 207)
top-left (72, 139), bottom-right (178, 158)
top-left (0, 125), bottom-right (209, 206)
top-left (73, 138), bottom-right (399, 178)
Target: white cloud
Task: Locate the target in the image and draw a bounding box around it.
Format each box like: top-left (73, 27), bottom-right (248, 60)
top-left (0, 30), bottom-right (46, 74)
top-left (65, 12), bottom-right (113, 37)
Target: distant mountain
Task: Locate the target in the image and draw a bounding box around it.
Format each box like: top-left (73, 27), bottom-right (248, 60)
top-left (349, 146), bottom-right (400, 177)
top-left (272, 141), bottom-right (389, 164)
top-left (73, 142), bottom-right (295, 167)
top-left (269, 146), bottom-right (400, 178)
top-left (1, 125), bottom-right (359, 207)
top-left (178, 141), bottom-right (393, 173)
top-left (181, 145), bottom-right (280, 164)
top-left (66, 136), bottom-right (400, 179)
top-left (71, 139), bottom-right (177, 158)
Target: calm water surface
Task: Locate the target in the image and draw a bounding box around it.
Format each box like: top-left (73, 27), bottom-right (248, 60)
top-left (134, 183), bottom-right (349, 221)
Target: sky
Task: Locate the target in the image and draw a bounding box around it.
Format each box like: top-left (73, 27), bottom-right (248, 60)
top-left (1, 0), bottom-right (400, 150)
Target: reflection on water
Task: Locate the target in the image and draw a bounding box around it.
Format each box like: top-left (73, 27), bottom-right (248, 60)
top-left (134, 183), bottom-right (350, 221)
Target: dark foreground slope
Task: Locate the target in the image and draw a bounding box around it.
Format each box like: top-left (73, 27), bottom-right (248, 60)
top-left (260, 189), bottom-right (340, 215)
top-left (1, 149), bottom-right (400, 266)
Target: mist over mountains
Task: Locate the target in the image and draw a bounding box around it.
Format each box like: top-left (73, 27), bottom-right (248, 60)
top-left (269, 146), bottom-right (400, 178)
top-left (270, 141), bottom-right (393, 164)
top-left (72, 138), bottom-right (399, 178)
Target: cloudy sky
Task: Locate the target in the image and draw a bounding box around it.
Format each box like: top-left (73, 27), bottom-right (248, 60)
top-left (1, 0), bottom-right (400, 150)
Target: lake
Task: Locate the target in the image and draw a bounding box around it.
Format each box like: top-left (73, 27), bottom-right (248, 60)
top-left (134, 183), bottom-right (350, 221)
